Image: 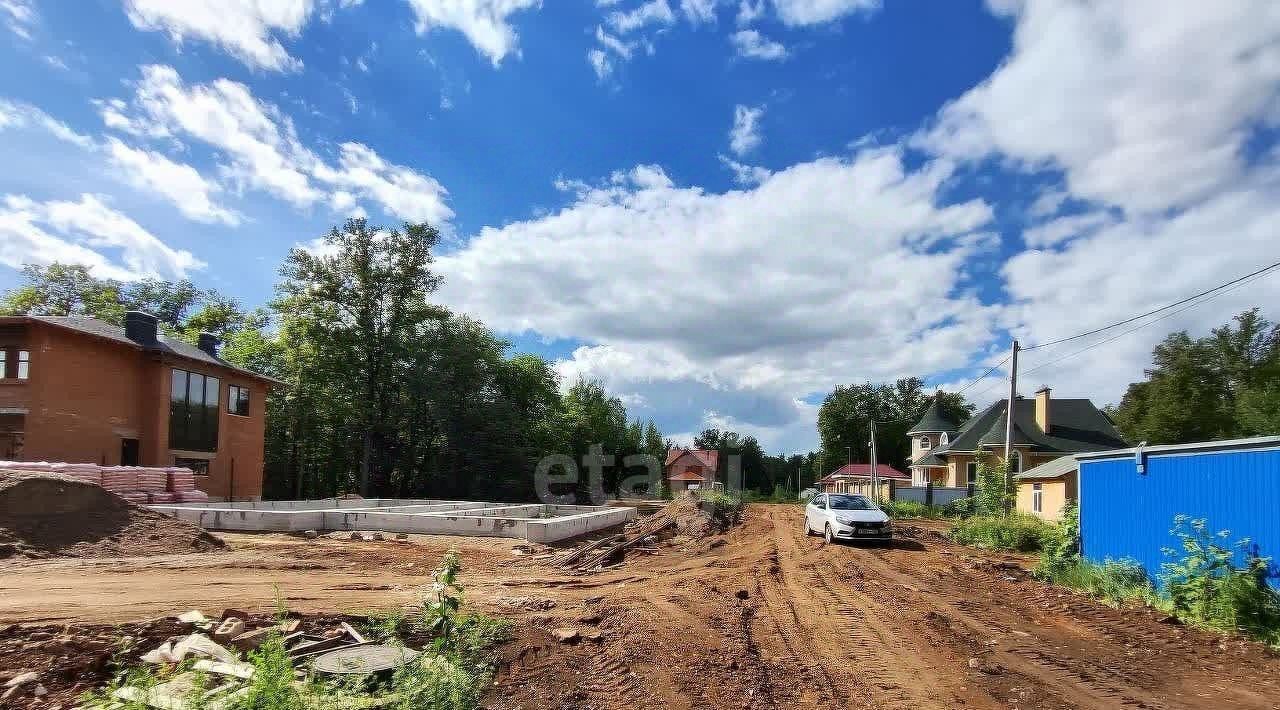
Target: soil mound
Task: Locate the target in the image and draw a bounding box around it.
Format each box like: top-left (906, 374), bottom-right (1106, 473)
top-left (0, 471), bottom-right (224, 559)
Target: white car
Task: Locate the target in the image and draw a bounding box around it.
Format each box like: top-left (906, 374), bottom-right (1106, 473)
top-left (804, 493), bottom-right (893, 544)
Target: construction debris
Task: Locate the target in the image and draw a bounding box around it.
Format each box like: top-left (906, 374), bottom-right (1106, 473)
top-left (192, 659), bottom-right (256, 680)
top-left (212, 617), bottom-right (245, 642)
top-left (141, 634), bottom-right (238, 665)
top-left (552, 628), bottom-right (581, 644)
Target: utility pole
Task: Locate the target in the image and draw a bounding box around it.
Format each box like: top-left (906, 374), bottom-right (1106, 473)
top-left (869, 418), bottom-right (878, 501)
top-left (1003, 339), bottom-right (1020, 512)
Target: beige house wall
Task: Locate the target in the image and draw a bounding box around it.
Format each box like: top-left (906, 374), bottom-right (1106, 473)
top-left (1015, 472), bottom-right (1077, 521)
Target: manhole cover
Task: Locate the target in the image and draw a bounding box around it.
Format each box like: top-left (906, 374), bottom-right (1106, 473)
top-left (312, 645), bottom-right (421, 675)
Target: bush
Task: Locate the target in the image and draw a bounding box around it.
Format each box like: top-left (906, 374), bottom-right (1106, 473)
top-left (1038, 558), bottom-right (1153, 607)
top-left (974, 458), bottom-right (1014, 517)
top-left (949, 513), bottom-right (1056, 553)
top-left (698, 489), bottom-right (746, 526)
top-left (1034, 502), bottom-right (1080, 579)
top-left (942, 496), bottom-right (973, 518)
top-left (1160, 516), bottom-right (1280, 645)
top-left (881, 500), bottom-right (944, 519)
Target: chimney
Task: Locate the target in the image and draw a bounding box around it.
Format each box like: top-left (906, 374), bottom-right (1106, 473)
top-left (1035, 386), bottom-right (1051, 434)
top-left (123, 311), bottom-right (158, 345)
top-left (198, 332), bottom-right (220, 357)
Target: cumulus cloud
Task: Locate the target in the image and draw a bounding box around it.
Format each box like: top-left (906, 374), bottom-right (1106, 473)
top-left (730, 29), bottom-right (787, 60)
top-left (0, 0), bottom-right (35, 39)
top-left (121, 0), bottom-right (314, 72)
top-left (915, 1), bottom-right (1280, 406)
top-left (0, 193), bottom-right (202, 281)
top-left (729, 104), bottom-right (764, 156)
top-left (436, 148), bottom-right (997, 445)
top-left (99, 65), bottom-right (453, 226)
top-left (771, 0), bottom-right (881, 26)
top-left (103, 138), bottom-right (241, 225)
top-left (0, 99), bottom-right (94, 149)
top-left (718, 154), bottom-right (771, 186)
top-left (915, 0), bottom-right (1280, 215)
top-left (402, 0), bottom-right (540, 66)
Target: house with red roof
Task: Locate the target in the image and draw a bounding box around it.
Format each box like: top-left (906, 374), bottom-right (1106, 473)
top-left (816, 463), bottom-right (909, 498)
top-left (664, 447), bottom-right (719, 494)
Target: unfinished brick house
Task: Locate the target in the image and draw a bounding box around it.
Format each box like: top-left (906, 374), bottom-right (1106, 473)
top-left (0, 311), bottom-right (277, 500)
top-left (664, 447), bottom-right (719, 494)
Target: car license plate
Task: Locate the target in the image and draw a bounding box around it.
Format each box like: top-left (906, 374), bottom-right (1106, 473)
top-left (857, 529), bottom-right (877, 535)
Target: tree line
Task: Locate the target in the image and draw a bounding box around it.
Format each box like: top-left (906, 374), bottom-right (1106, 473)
top-left (0, 219), bottom-right (668, 501)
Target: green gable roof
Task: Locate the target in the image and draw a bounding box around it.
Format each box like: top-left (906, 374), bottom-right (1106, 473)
top-left (930, 397), bottom-right (1127, 457)
top-left (907, 395), bottom-right (962, 435)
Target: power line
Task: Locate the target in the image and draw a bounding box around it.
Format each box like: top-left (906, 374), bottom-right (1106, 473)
top-left (1020, 260), bottom-right (1280, 352)
top-left (954, 354), bottom-right (1012, 396)
top-left (1019, 266), bottom-right (1277, 378)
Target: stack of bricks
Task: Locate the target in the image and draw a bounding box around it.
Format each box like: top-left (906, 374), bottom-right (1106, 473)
top-left (167, 468), bottom-right (208, 503)
top-left (0, 461), bottom-right (204, 503)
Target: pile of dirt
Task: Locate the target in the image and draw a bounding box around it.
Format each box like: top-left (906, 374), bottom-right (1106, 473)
top-left (0, 471), bottom-right (224, 559)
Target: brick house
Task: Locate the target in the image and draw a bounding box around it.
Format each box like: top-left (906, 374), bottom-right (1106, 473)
top-left (0, 311), bottom-right (277, 500)
top-left (664, 448), bottom-right (719, 494)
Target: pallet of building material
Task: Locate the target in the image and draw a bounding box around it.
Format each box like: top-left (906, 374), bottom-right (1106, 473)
top-left (118, 492), bottom-right (150, 503)
top-left (167, 468), bottom-right (197, 492)
top-left (573, 518), bottom-right (675, 571)
top-left (100, 468), bottom-right (140, 491)
top-left (147, 492), bottom-right (177, 504)
top-left (173, 490), bottom-right (209, 503)
top-left (137, 470), bottom-right (170, 492)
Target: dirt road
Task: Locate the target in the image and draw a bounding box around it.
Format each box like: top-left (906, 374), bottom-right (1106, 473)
top-left (4, 504), bottom-right (1279, 709)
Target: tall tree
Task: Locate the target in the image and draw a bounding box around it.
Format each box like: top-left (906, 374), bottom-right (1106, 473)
top-left (274, 218), bottom-right (445, 495)
top-left (817, 378), bottom-right (972, 475)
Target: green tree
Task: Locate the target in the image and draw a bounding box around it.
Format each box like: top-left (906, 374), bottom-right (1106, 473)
top-left (817, 378), bottom-right (972, 475)
top-left (0, 263), bottom-right (125, 322)
top-left (274, 218), bottom-right (447, 495)
top-left (1114, 310), bottom-right (1280, 443)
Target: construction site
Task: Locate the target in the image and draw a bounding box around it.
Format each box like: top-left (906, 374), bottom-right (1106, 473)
top-left (3, 467), bottom-right (1280, 709)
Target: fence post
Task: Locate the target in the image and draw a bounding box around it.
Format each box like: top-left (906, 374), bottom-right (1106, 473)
top-left (925, 481), bottom-right (933, 507)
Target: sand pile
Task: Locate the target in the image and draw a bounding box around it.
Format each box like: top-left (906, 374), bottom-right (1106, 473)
top-left (0, 471), bottom-right (224, 559)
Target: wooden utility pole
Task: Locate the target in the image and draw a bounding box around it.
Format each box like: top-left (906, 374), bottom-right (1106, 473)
top-left (1003, 339), bottom-right (1020, 512)
top-left (869, 419), bottom-right (879, 501)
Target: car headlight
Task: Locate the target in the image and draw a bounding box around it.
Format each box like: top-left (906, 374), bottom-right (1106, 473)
top-left (835, 515), bottom-right (857, 525)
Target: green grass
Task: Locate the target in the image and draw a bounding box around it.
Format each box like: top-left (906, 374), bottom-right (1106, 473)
top-left (880, 500), bottom-right (946, 520)
top-left (1036, 558), bottom-right (1155, 607)
top-left (948, 513), bottom-right (1057, 553)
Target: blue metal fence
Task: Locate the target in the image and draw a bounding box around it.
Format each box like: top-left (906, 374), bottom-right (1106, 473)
top-left (1079, 442), bottom-right (1280, 589)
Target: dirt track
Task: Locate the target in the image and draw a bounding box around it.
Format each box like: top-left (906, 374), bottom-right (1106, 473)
top-left (3, 504), bottom-right (1280, 709)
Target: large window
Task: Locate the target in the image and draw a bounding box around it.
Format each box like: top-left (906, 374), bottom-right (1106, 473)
top-left (228, 384), bottom-right (250, 416)
top-left (966, 461), bottom-right (978, 485)
top-left (0, 349), bottom-right (29, 380)
top-left (1010, 450), bottom-right (1024, 474)
top-left (1032, 483), bottom-right (1043, 513)
top-left (170, 368), bottom-right (220, 452)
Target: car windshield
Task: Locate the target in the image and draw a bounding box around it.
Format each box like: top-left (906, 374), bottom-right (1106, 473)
top-left (828, 494), bottom-right (876, 511)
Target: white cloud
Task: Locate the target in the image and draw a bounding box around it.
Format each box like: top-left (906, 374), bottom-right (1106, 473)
top-left (402, 0), bottom-right (540, 67)
top-left (103, 137), bottom-right (240, 225)
top-left (730, 28), bottom-right (787, 60)
top-left (771, 0), bottom-right (881, 26)
top-left (718, 154), bottom-right (771, 186)
top-left (121, 0), bottom-right (314, 72)
top-left (0, 0), bottom-right (35, 39)
top-left (587, 49), bottom-right (614, 80)
top-left (0, 99), bottom-right (94, 149)
top-left (0, 193), bottom-right (202, 280)
top-left (437, 148), bottom-right (996, 445)
top-left (915, 0), bottom-right (1280, 215)
top-left (606, 0), bottom-right (676, 34)
top-left (735, 0), bottom-right (764, 25)
top-left (679, 0), bottom-right (718, 23)
top-left (1020, 210), bottom-right (1113, 249)
top-left (729, 104), bottom-right (764, 156)
top-left (100, 65), bottom-right (453, 226)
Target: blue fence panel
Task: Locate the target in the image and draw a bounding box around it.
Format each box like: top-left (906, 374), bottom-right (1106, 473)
top-left (1080, 447), bottom-right (1280, 589)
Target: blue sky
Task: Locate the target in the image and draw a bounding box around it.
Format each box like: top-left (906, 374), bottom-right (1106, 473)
top-left (2, 0), bottom-right (1278, 454)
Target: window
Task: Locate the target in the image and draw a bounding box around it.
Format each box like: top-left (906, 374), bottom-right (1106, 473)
top-left (0, 349), bottom-right (30, 380)
top-left (175, 457), bottom-right (210, 476)
top-left (1010, 450), bottom-right (1023, 474)
top-left (918, 435), bottom-right (931, 450)
top-left (169, 368), bottom-right (220, 452)
top-left (940, 432), bottom-right (949, 445)
top-left (966, 461), bottom-right (978, 485)
top-left (1032, 483), bottom-right (1043, 513)
top-left (228, 384), bottom-right (250, 416)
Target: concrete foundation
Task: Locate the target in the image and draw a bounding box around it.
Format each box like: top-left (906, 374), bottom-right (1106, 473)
top-left (147, 498), bottom-right (636, 543)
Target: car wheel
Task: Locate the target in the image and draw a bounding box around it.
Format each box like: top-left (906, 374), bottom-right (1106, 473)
top-left (804, 516), bottom-right (815, 536)
top-left (824, 524), bottom-right (834, 544)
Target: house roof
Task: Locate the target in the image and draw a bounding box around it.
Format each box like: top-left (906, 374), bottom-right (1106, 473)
top-left (1017, 455), bottom-right (1079, 481)
top-left (930, 397), bottom-right (1126, 458)
top-left (907, 394), bottom-right (962, 435)
top-left (667, 470), bottom-right (706, 481)
top-left (665, 448), bottom-right (718, 470)
top-left (912, 448), bottom-right (947, 467)
top-left (9, 315), bottom-right (280, 384)
top-left (1073, 434), bottom-right (1280, 460)
top-left (819, 463), bottom-right (910, 482)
